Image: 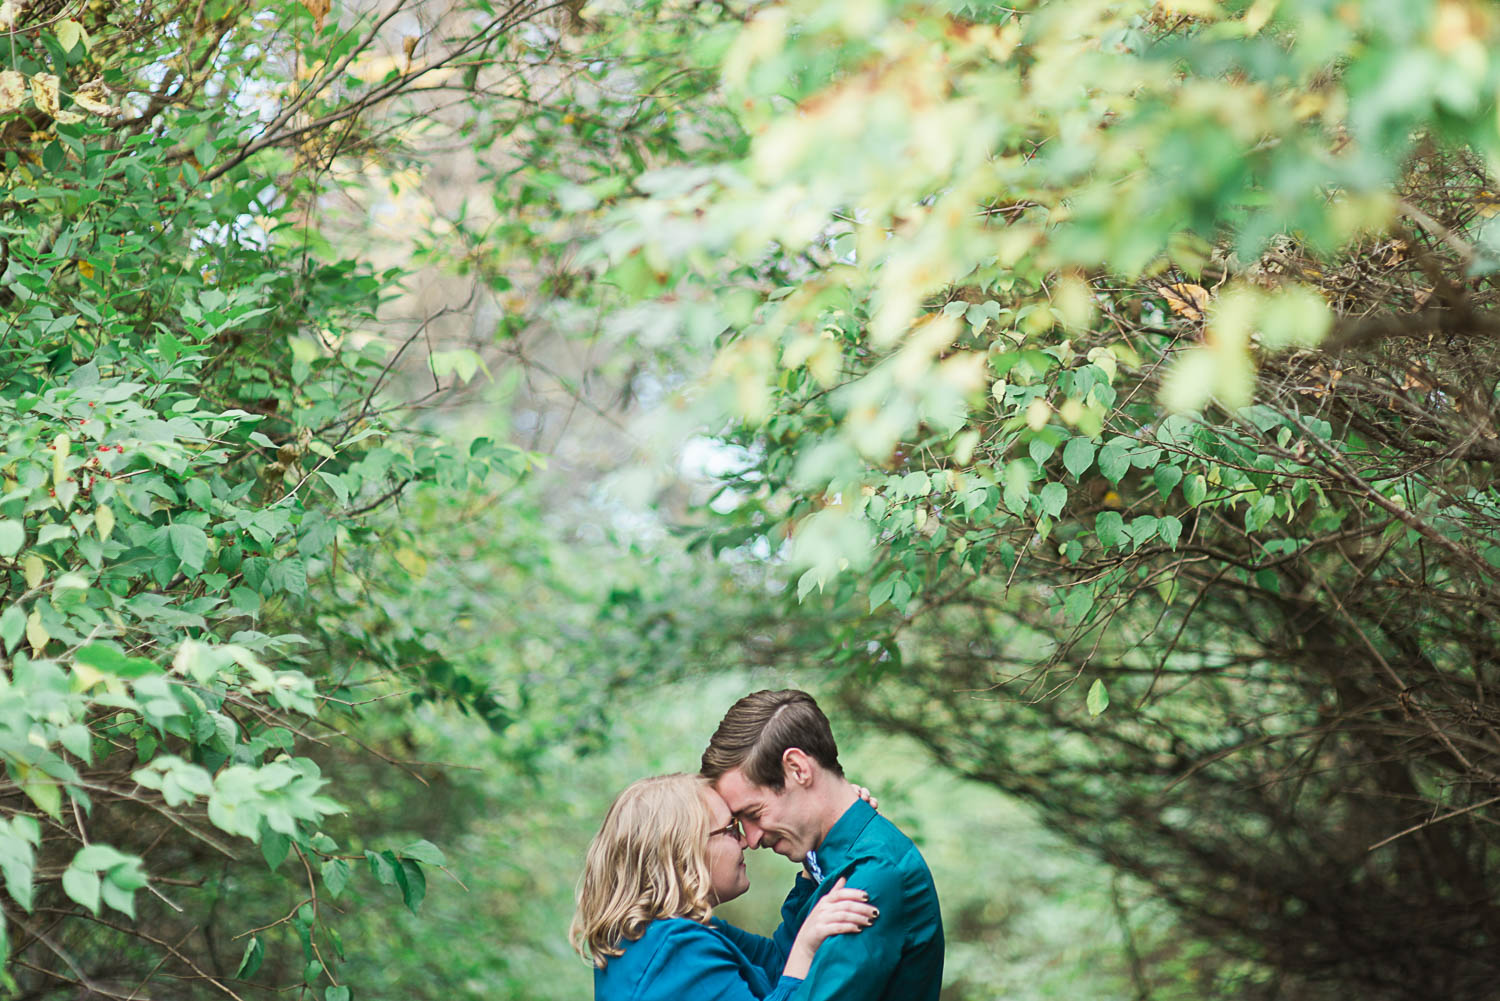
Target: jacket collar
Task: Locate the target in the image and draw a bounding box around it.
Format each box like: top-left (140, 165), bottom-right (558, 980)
top-left (813, 797), bottom-right (877, 873)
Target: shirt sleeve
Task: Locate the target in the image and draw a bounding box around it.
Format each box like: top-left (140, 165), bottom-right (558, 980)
top-left (771, 872), bottom-right (820, 961)
top-left (644, 923), bottom-right (804, 1001)
top-left (791, 862), bottom-right (908, 1001)
top-left (710, 918), bottom-right (787, 981)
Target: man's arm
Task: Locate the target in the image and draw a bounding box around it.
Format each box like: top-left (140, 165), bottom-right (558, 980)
top-left (791, 862), bottom-right (907, 1001)
top-left (770, 871), bottom-right (820, 962)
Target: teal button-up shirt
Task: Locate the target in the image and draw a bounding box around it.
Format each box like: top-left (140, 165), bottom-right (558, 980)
top-left (594, 917), bottom-right (805, 1001)
top-left (731, 799), bottom-right (944, 1001)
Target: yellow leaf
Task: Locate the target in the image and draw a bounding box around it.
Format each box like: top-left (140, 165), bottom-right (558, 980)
top-left (56, 19), bottom-right (88, 53)
top-left (94, 503), bottom-right (114, 540)
top-left (393, 547), bottom-right (427, 577)
top-left (30, 72), bottom-right (60, 118)
top-left (77, 260), bottom-right (95, 280)
top-left (71, 87), bottom-right (113, 116)
top-left (301, 0), bottom-right (331, 30)
top-left (72, 662), bottom-right (108, 691)
top-left (23, 555), bottom-right (44, 589)
top-left (25, 608), bottom-right (48, 653)
top-left (0, 70), bottom-right (25, 114)
top-left (52, 433), bottom-right (69, 488)
top-left (1161, 282), bottom-right (1210, 321)
top-left (1025, 398), bottom-right (1051, 431)
top-left (17, 765), bottom-right (61, 820)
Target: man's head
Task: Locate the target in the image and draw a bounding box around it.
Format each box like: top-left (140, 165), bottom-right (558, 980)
top-left (700, 690), bottom-right (848, 862)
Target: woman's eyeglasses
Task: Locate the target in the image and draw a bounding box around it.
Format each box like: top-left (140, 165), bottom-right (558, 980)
top-left (708, 818), bottom-right (745, 842)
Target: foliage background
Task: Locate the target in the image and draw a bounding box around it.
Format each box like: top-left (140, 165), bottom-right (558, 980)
top-left (5, 0), bottom-right (1500, 998)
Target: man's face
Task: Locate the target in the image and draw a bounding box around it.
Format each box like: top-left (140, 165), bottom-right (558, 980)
top-left (714, 765), bottom-right (819, 863)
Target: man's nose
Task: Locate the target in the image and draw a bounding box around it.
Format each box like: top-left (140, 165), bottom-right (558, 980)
top-left (743, 819), bottom-right (766, 848)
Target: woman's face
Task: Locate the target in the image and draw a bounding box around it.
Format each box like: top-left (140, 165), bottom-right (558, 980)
top-left (703, 787), bottom-right (750, 905)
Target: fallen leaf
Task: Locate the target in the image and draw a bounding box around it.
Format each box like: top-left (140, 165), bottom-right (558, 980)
top-left (30, 72), bottom-right (60, 118)
top-left (0, 69), bottom-right (25, 114)
top-left (1161, 282), bottom-right (1210, 321)
top-left (301, 0), bottom-right (331, 30)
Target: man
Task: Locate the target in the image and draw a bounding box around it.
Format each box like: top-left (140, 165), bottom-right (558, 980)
top-left (701, 689), bottom-right (944, 1000)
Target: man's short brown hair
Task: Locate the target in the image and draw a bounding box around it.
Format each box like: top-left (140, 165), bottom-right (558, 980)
top-left (700, 689), bottom-right (843, 790)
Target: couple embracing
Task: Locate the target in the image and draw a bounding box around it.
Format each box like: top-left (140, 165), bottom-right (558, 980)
top-left (571, 690), bottom-right (945, 1000)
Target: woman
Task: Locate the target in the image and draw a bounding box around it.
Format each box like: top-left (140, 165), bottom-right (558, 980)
top-left (571, 773), bottom-right (877, 1000)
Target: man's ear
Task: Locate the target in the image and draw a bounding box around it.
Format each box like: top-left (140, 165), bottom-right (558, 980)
top-left (782, 747), bottom-right (816, 788)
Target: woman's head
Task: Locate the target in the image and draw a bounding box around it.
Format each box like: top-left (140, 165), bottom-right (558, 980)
top-left (570, 774), bottom-right (750, 967)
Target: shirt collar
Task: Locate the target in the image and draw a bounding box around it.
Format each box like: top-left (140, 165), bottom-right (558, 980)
top-left (811, 797), bottom-right (877, 874)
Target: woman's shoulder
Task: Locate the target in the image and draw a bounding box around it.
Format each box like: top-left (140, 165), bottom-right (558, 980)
top-left (596, 919), bottom-right (743, 1000)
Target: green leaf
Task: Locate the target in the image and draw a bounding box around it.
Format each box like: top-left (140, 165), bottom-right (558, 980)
top-left (1038, 482), bottom-right (1067, 518)
top-left (321, 858), bottom-right (351, 899)
top-left (0, 604), bottom-right (24, 654)
top-left (1062, 438), bottom-right (1096, 479)
top-left (261, 830), bottom-right (290, 870)
top-left (100, 875), bottom-right (138, 918)
top-left (318, 471), bottom-right (349, 505)
top-left (73, 844), bottom-right (133, 871)
top-left (365, 849), bottom-right (398, 886)
top-left (236, 937), bottom-right (264, 979)
top-left (1127, 516), bottom-right (1159, 549)
top-left (1158, 515), bottom-right (1183, 549)
top-left (399, 839), bottom-right (446, 866)
top-left (1095, 511), bottom-right (1125, 550)
top-left (327, 987), bottom-right (351, 1001)
top-left (75, 643), bottom-right (129, 673)
top-left (1098, 442), bottom-right (1130, 484)
top-left (167, 524), bottom-right (209, 573)
top-left (1086, 679), bottom-right (1110, 717)
top-left (1063, 586), bottom-right (1092, 624)
top-left (1245, 495), bottom-right (1277, 533)
top-left (399, 858), bottom-right (426, 913)
top-left (1182, 474), bottom-right (1207, 507)
top-left (1153, 464), bottom-right (1183, 499)
top-left (0, 520), bottom-right (23, 557)
top-left (61, 866), bottom-right (100, 915)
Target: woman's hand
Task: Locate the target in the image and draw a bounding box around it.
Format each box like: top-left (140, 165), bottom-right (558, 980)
top-left (853, 784), bottom-right (879, 811)
top-left (783, 879), bottom-right (878, 979)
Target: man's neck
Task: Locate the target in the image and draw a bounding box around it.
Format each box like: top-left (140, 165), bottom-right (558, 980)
top-left (812, 778), bottom-right (860, 850)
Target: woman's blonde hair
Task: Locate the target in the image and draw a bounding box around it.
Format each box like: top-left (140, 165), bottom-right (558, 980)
top-left (569, 773), bottom-right (716, 968)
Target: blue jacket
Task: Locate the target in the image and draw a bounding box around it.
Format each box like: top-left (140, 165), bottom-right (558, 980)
top-left (594, 917), bottom-right (805, 1001)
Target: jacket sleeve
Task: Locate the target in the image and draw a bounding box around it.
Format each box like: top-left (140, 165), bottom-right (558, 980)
top-left (791, 862), bottom-right (907, 1001)
top-left (771, 872), bottom-right (820, 962)
top-left (642, 923), bottom-right (804, 1001)
top-left (709, 918), bottom-right (787, 981)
